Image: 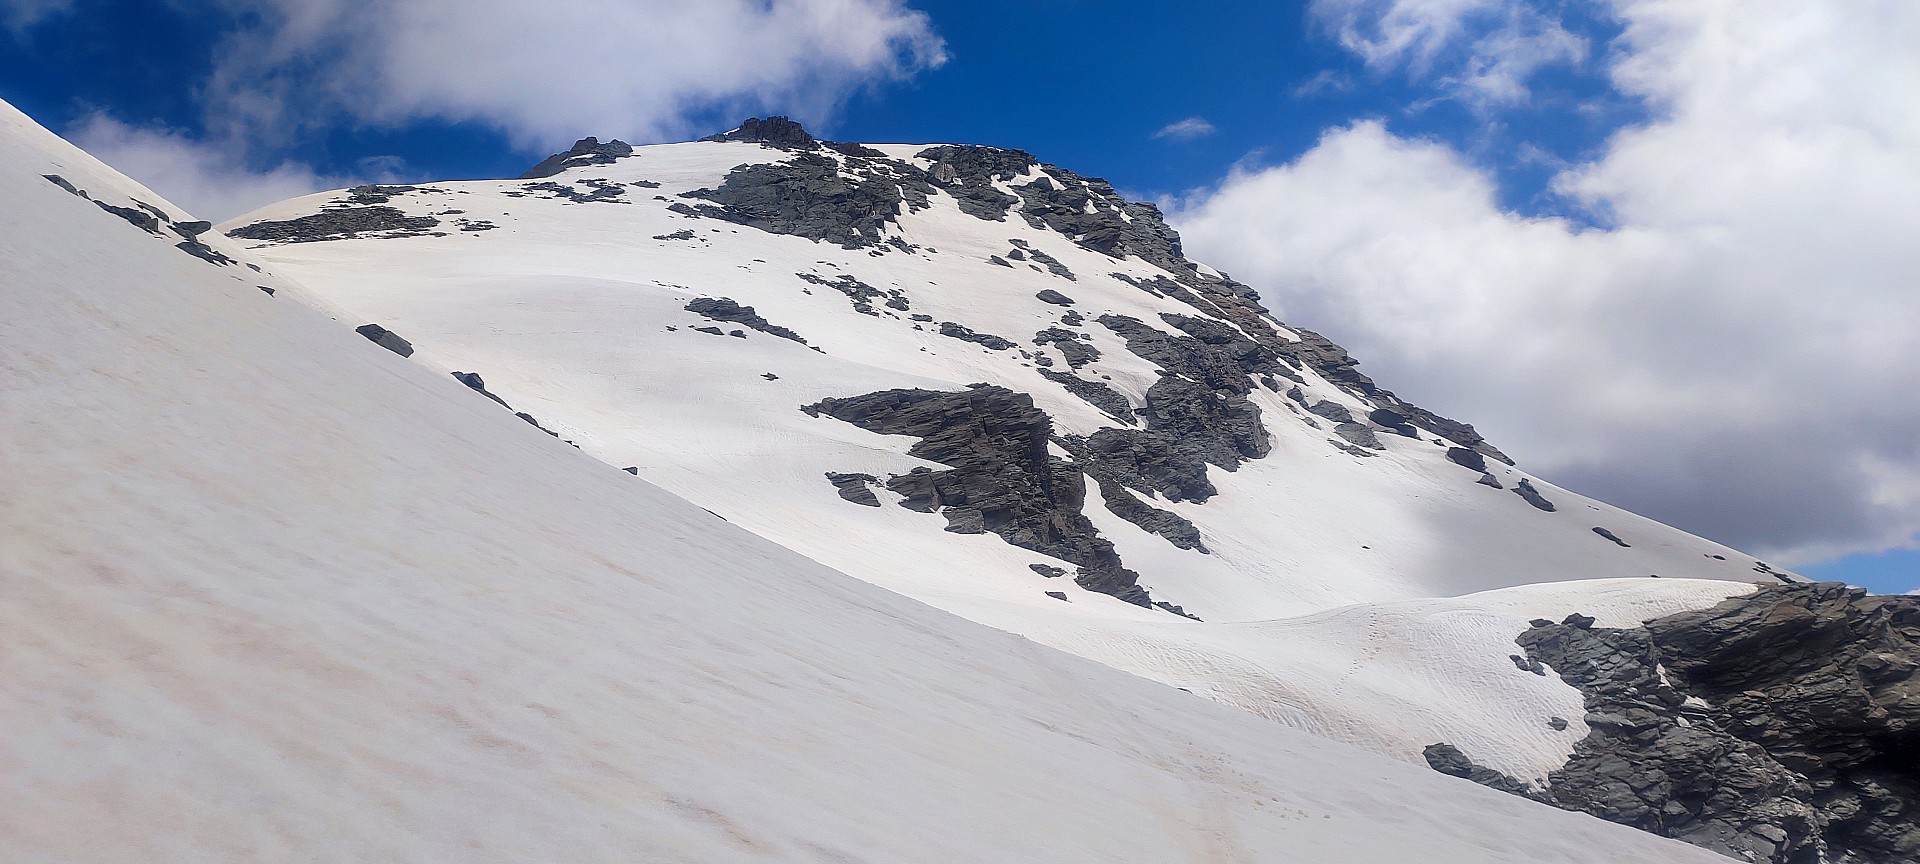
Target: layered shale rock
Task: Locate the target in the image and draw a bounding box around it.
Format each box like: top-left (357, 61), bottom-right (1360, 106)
top-left (1429, 583), bottom-right (1920, 864)
top-left (804, 386), bottom-right (1157, 608)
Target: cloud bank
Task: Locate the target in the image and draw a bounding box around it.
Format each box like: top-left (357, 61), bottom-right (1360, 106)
top-left (1177, 0), bottom-right (1920, 564)
top-left (203, 0), bottom-right (945, 150)
top-left (71, 0), bottom-right (944, 220)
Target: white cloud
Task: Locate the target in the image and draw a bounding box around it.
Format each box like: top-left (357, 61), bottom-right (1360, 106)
top-left (1154, 117), bottom-right (1217, 141)
top-left (68, 113), bottom-right (364, 221)
top-left (200, 0), bottom-right (946, 151)
top-left (1177, 0), bottom-right (1920, 564)
top-left (1309, 0), bottom-right (1587, 107)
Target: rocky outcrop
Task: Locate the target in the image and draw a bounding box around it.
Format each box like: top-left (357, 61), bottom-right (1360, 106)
top-left (355, 324), bottom-right (414, 358)
top-left (1284, 327), bottom-right (1511, 464)
top-left (916, 145), bottom-right (1031, 220)
top-left (1432, 583), bottom-right (1920, 864)
top-left (937, 322), bottom-right (1015, 351)
top-left (805, 386), bottom-right (1160, 608)
top-left (685, 297), bottom-right (808, 345)
top-left (1514, 478), bottom-right (1557, 512)
top-left (1593, 526), bottom-right (1631, 547)
top-left (1059, 314), bottom-right (1272, 503)
top-left (703, 116), bottom-right (818, 150)
top-left (1033, 327), bottom-right (1100, 369)
top-left (520, 137), bottom-right (635, 179)
top-left (1037, 369), bottom-right (1134, 423)
top-left (796, 272), bottom-right (907, 315)
top-left (825, 473), bottom-right (883, 507)
top-left (1091, 475), bottom-right (1207, 553)
top-left (229, 206), bottom-right (440, 243)
top-left (675, 153), bottom-right (933, 249)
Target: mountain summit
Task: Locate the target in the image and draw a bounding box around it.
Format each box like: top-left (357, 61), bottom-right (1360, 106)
top-left (6, 93), bottom-right (1909, 863)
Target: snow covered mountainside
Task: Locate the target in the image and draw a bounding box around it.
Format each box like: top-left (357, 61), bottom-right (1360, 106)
top-left (222, 118), bottom-right (1783, 779)
top-left (0, 97), bottom-right (1744, 863)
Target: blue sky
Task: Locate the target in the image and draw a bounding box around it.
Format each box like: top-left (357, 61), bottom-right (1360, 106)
top-left (0, 0), bottom-right (1637, 213)
top-left (4, 0), bottom-right (1916, 593)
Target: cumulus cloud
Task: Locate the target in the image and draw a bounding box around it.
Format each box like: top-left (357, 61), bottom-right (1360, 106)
top-left (1309, 0), bottom-right (1587, 107)
top-left (1154, 117), bottom-right (1217, 141)
top-left (69, 114), bottom-right (365, 221)
top-left (1177, 0), bottom-right (1920, 564)
top-left (200, 0), bottom-right (946, 151)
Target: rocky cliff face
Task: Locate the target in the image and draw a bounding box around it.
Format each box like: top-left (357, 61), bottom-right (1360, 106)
top-left (1430, 582), bottom-right (1920, 864)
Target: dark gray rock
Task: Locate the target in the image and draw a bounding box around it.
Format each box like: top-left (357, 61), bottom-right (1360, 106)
top-left (916, 145), bottom-right (1032, 221)
top-left (1092, 475), bottom-right (1207, 552)
top-left (1059, 315), bottom-right (1272, 503)
top-left (653, 229), bottom-right (698, 241)
top-left (170, 220), bottom-right (213, 239)
top-left (42, 174), bottom-right (86, 198)
top-left (1514, 478), bottom-right (1558, 512)
top-left (805, 386), bottom-right (1161, 608)
top-left (1035, 289), bottom-right (1076, 306)
top-left (1446, 447), bottom-right (1488, 473)
top-left (1029, 563), bottom-right (1067, 578)
top-left (1434, 583), bottom-right (1920, 864)
top-left (1477, 473), bottom-right (1504, 489)
top-left (1038, 369), bottom-right (1133, 423)
top-left (1593, 527), bottom-right (1632, 548)
top-left (520, 137), bottom-right (636, 179)
top-left (1423, 744), bottom-right (1548, 802)
top-left (519, 180), bottom-right (627, 204)
top-left (452, 371), bottom-right (513, 409)
top-left (1550, 716), bottom-right (1570, 731)
top-left (825, 472), bottom-right (883, 507)
top-left (703, 116), bottom-right (818, 150)
top-left (1046, 591), bottom-right (1070, 602)
top-left (824, 140), bottom-right (887, 158)
top-left (1369, 408), bottom-right (1420, 437)
top-left (676, 153), bottom-right (930, 249)
top-left (1283, 326), bottom-right (1512, 465)
top-left (229, 206), bottom-right (441, 243)
top-left (1307, 400), bottom-right (1355, 423)
top-left (175, 240), bottom-right (235, 265)
top-left (1010, 240), bottom-right (1074, 280)
top-left (797, 272), bottom-right (906, 315)
top-left (686, 297), bottom-right (809, 345)
top-left (94, 200), bottom-right (161, 234)
top-left (938, 322), bottom-right (1015, 351)
top-left (345, 184), bottom-right (421, 205)
top-left (355, 324), bottom-right (413, 358)
top-left (1334, 421), bottom-right (1385, 451)
top-left (1033, 327), bottom-right (1100, 369)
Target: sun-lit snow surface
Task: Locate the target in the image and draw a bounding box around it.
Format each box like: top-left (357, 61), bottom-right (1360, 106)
top-left (0, 99), bottom-right (1738, 863)
top-left (223, 134), bottom-right (1780, 778)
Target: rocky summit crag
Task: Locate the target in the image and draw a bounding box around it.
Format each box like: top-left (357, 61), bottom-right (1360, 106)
top-left (1430, 582), bottom-right (1920, 864)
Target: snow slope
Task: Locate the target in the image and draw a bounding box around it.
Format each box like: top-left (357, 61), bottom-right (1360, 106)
top-left (222, 128), bottom-right (1781, 778)
top-left (0, 97), bottom-right (1735, 863)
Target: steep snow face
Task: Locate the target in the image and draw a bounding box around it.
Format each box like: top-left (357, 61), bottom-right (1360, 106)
top-left (0, 97), bottom-right (1736, 864)
top-left (221, 125), bottom-right (1784, 777)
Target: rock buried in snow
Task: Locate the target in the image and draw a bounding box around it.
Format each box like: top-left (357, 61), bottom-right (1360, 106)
top-left (1513, 478), bottom-right (1558, 512)
top-left (1592, 526), bottom-right (1631, 547)
top-left (355, 324), bottom-right (414, 358)
top-left (1035, 289), bottom-right (1076, 306)
top-left (1445, 446), bottom-right (1488, 473)
top-left (825, 473), bottom-right (883, 507)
